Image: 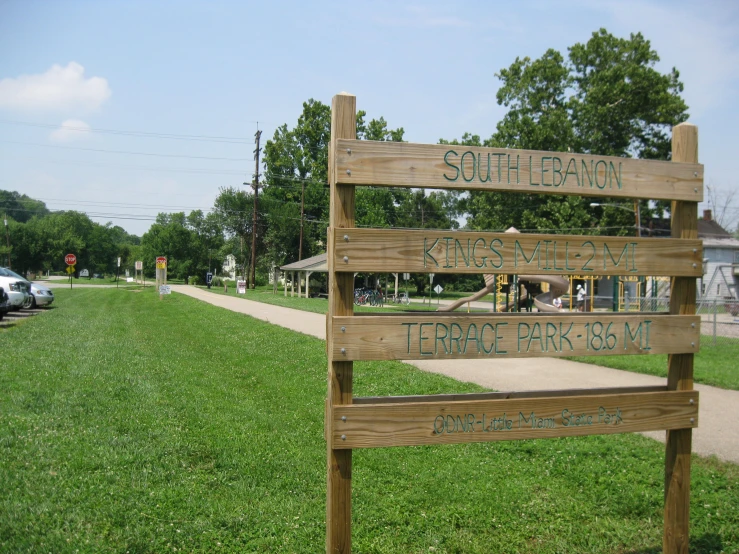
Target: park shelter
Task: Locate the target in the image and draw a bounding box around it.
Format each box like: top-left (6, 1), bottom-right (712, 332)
top-left (280, 253), bottom-right (327, 298)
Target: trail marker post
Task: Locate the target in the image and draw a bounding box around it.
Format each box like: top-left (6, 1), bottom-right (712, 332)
top-left (325, 93), bottom-right (701, 553)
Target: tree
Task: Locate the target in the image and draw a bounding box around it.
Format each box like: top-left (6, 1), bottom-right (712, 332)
top-left (212, 187), bottom-right (254, 281)
top-left (0, 190), bottom-right (49, 224)
top-left (262, 99), bottom-right (406, 269)
top-left (140, 213), bottom-right (196, 282)
top-left (460, 29), bottom-right (688, 236)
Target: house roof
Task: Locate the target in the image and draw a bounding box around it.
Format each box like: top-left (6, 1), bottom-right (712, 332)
top-left (280, 253), bottom-right (327, 272)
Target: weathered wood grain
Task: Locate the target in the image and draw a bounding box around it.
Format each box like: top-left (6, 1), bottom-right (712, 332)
top-left (331, 390), bottom-right (699, 449)
top-left (333, 139), bottom-right (704, 201)
top-left (664, 122), bottom-right (699, 554)
top-left (332, 228), bottom-right (703, 276)
top-left (331, 313), bottom-right (699, 361)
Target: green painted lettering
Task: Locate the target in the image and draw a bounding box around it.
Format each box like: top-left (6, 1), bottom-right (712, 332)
top-left (492, 153), bottom-right (505, 182)
top-left (582, 159), bottom-right (593, 188)
top-left (478, 153), bottom-right (491, 183)
top-left (526, 322), bottom-right (544, 352)
top-left (518, 323), bottom-right (530, 352)
top-left (443, 150), bottom-right (459, 181)
top-left (489, 239), bottom-right (504, 269)
top-left (495, 322), bottom-right (508, 354)
top-left (508, 154), bottom-right (520, 184)
top-left (595, 160), bottom-right (608, 189)
top-left (564, 157), bottom-right (580, 187)
top-left (461, 151), bottom-right (476, 182)
top-left (435, 323), bottom-right (450, 355)
top-left (473, 238), bottom-right (487, 268)
top-left (424, 238), bottom-right (439, 268)
top-left (581, 241), bottom-right (596, 272)
top-left (546, 322), bottom-right (558, 352)
top-left (454, 239), bottom-right (470, 268)
top-left (609, 161), bottom-right (622, 189)
top-left (541, 156), bottom-right (552, 186)
top-left (419, 322), bottom-right (433, 356)
top-left (479, 323), bottom-right (495, 355)
top-left (604, 242), bottom-right (630, 270)
top-left (450, 323), bottom-right (464, 353)
top-left (443, 237), bottom-right (453, 268)
top-left (514, 240), bottom-right (541, 268)
top-left (552, 157), bottom-right (563, 186)
top-left (528, 156), bottom-right (539, 186)
top-left (560, 322), bottom-right (573, 351)
top-left (402, 322), bottom-right (418, 354)
top-left (464, 324), bottom-right (479, 354)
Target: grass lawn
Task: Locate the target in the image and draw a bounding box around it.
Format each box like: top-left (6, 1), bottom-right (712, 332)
top-left (1, 288), bottom-right (737, 553)
top-left (569, 340), bottom-right (739, 391)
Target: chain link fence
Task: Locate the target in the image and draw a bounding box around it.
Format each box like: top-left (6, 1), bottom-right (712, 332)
top-left (591, 295), bottom-right (739, 347)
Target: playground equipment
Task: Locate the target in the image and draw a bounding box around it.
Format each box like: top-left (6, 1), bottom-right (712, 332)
top-left (439, 228), bottom-right (570, 313)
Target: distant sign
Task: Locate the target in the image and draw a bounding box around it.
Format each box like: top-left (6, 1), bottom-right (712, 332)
top-left (156, 257), bottom-right (167, 269)
top-left (135, 261), bottom-right (143, 270)
top-left (126, 277), bottom-right (134, 283)
top-left (434, 284), bottom-right (443, 295)
top-left (80, 269), bottom-right (89, 277)
top-left (65, 265), bottom-right (75, 275)
top-left (65, 253), bottom-right (77, 266)
top-left (403, 273), bottom-right (410, 280)
top-left (206, 272), bottom-right (213, 284)
top-left (237, 280), bottom-right (247, 294)
top-left (159, 285), bottom-right (171, 295)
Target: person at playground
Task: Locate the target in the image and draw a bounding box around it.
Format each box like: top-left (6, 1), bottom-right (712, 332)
top-left (576, 284), bottom-right (586, 311)
top-left (553, 296), bottom-right (562, 310)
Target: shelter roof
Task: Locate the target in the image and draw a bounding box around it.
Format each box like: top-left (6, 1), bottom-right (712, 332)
top-left (280, 253), bottom-right (328, 272)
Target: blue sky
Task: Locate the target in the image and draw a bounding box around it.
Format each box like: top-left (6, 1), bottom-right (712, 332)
top-left (1, 0), bottom-right (737, 236)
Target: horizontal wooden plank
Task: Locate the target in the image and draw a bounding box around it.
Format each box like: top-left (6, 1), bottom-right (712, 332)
top-left (353, 385), bottom-right (668, 405)
top-left (331, 390), bottom-right (699, 449)
top-left (331, 313), bottom-right (700, 361)
top-left (333, 139), bottom-right (704, 202)
top-left (332, 228), bottom-right (703, 276)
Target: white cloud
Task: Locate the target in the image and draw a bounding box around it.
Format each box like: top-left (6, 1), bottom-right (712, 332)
top-left (49, 119), bottom-right (92, 142)
top-left (0, 62), bottom-right (111, 113)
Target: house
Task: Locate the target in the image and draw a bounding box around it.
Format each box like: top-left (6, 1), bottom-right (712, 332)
top-left (223, 254), bottom-right (237, 280)
top-left (699, 210), bottom-right (739, 299)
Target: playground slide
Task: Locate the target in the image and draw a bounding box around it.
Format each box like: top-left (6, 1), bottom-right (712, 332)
top-left (437, 274), bottom-right (569, 313)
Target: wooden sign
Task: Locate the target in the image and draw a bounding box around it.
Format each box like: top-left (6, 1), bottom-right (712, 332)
top-left (332, 139), bottom-right (704, 202)
top-left (331, 313), bottom-right (699, 361)
top-left (332, 229), bottom-right (703, 277)
top-left (330, 389), bottom-right (698, 449)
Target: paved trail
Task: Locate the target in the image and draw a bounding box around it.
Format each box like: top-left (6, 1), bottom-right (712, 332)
top-left (172, 286), bottom-right (738, 464)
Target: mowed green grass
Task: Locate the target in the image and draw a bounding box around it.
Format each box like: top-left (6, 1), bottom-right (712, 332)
top-left (569, 339), bottom-right (739, 391)
top-left (1, 289), bottom-right (737, 553)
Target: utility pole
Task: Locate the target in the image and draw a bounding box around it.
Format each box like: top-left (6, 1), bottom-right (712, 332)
top-left (3, 213), bottom-right (10, 269)
top-left (298, 180), bottom-right (305, 261)
top-left (250, 128), bottom-right (262, 289)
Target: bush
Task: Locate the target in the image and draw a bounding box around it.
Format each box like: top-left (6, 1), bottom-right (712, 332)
top-left (190, 275), bottom-right (203, 286)
top-left (211, 276), bottom-right (224, 287)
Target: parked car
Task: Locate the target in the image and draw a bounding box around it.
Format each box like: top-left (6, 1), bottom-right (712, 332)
top-left (0, 267), bottom-right (31, 310)
top-left (29, 282), bottom-right (55, 308)
top-left (0, 286), bottom-right (10, 320)
top-left (0, 268), bottom-right (54, 308)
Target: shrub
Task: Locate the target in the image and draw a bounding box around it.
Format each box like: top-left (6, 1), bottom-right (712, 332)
top-left (190, 275), bottom-right (203, 286)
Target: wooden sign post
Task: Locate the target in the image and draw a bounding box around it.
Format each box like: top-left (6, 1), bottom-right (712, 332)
top-left (325, 93), bottom-right (701, 553)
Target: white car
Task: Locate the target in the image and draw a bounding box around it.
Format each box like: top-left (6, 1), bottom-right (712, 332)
top-left (0, 267), bottom-right (31, 309)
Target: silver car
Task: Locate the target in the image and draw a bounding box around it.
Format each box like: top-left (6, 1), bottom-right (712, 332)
top-left (29, 282), bottom-right (54, 307)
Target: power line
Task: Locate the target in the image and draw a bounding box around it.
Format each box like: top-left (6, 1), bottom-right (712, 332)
top-left (0, 118), bottom-right (256, 144)
top-left (0, 139), bottom-right (251, 161)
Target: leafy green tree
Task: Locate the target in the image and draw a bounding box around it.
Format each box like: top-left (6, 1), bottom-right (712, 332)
top-left (262, 99), bottom-right (405, 269)
top-left (140, 213), bottom-right (196, 282)
top-left (212, 187), bottom-right (254, 281)
top-left (0, 190), bottom-right (49, 224)
top-left (460, 29), bottom-right (688, 236)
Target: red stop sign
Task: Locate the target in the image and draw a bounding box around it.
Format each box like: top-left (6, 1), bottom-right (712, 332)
top-left (65, 253), bottom-right (77, 266)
